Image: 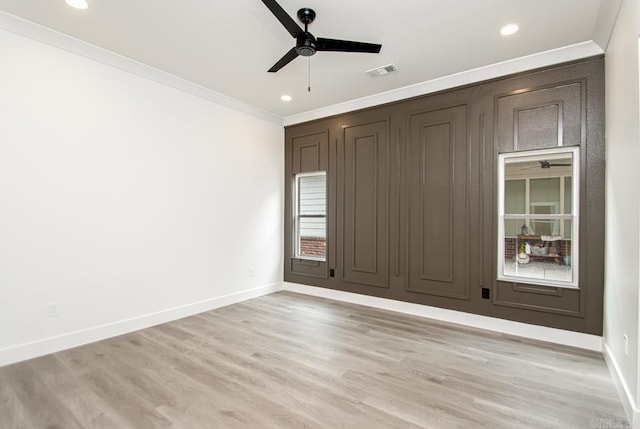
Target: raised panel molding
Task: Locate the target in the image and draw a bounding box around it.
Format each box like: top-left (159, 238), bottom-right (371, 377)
top-left (408, 105), bottom-right (469, 300)
top-left (494, 281), bottom-right (583, 316)
top-left (419, 121), bottom-right (454, 283)
top-left (494, 80), bottom-right (587, 315)
top-left (515, 101), bottom-right (563, 149)
top-left (292, 131), bottom-right (328, 174)
top-left (340, 120), bottom-right (389, 288)
top-left (351, 134), bottom-right (378, 274)
top-left (496, 80), bottom-right (585, 153)
top-left (477, 113), bottom-right (487, 289)
top-left (289, 130), bottom-right (329, 279)
top-left (299, 143), bottom-right (320, 171)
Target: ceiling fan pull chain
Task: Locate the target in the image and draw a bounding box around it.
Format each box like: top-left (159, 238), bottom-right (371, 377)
top-left (308, 57), bottom-right (311, 92)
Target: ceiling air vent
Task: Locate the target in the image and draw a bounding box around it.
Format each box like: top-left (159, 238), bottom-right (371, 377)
top-left (366, 64), bottom-right (398, 77)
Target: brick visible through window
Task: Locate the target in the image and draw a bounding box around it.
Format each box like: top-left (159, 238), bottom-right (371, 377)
top-left (299, 236), bottom-right (326, 258)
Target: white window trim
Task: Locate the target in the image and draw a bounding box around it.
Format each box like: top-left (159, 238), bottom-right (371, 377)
top-left (294, 171), bottom-right (327, 262)
top-left (497, 147), bottom-right (580, 289)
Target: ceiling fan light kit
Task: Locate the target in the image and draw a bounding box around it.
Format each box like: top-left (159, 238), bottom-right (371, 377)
top-left (261, 0), bottom-right (382, 73)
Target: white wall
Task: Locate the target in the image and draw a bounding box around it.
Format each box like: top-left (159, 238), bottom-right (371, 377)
top-left (604, 0), bottom-right (640, 422)
top-left (0, 27), bottom-right (284, 365)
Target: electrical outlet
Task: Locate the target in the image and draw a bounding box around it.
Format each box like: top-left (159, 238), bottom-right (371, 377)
top-left (624, 334), bottom-right (629, 356)
top-left (249, 267), bottom-right (255, 278)
top-left (47, 301), bottom-right (59, 317)
top-left (481, 288), bottom-right (490, 299)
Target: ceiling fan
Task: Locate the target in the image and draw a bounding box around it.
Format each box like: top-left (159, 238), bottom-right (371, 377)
top-left (539, 160), bottom-right (571, 168)
top-left (520, 160), bottom-right (572, 170)
top-left (261, 0), bottom-right (382, 73)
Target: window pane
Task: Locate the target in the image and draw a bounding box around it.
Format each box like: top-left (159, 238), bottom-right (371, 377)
top-left (296, 173), bottom-right (326, 260)
top-left (502, 217), bottom-right (573, 283)
top-left (530, 178), bottom-right (560, 214)
top-left (298, 175), bottom-right (326, 215)
top-left (564, 176), bottom-right (572, 214)
top-left (529, 219), bottom-right (560, 236)
top-left (299, 217), bottom-right (326, 238)
top-left (505, 219), bottom-right (522, 237)
top-left (498, 148), bottom-right (578, 288)
top-left (505, 180), bottom-right (525, 214)
top-left (298, 218), bottom-right (326, 259)
top-left (564, 219), bottom-right (572, 240)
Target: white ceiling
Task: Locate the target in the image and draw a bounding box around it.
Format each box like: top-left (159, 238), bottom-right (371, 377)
top-left (0, 0), bottom-right (613, 121)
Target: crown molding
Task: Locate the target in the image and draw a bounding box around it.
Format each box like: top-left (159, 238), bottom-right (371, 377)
top-left (0, 11), bottom-right (284, 126)
top-left (0, 9), bottom-right (605, 130)
top-left (284, 41), bottom-right (604, 126)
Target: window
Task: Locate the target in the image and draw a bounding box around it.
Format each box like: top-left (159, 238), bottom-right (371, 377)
top-left (294, 172), bottom-right (327, 261)
top-left (497, 147), bottom-right (579, 288)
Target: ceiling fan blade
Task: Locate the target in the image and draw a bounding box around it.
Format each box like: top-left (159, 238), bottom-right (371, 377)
top-left (317, 38), bottom-right (382, 53)
top-left (268, 47), bottom-right (299, 73)
top-left (261, 0), bottom-right (303, 38)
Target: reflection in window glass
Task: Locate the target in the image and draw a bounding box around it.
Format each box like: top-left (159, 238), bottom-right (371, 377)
top-left (564, 176), bottom-right (572, 215)
top-left (530, 178), bottom-right (560, 209)
top-left (505, 180), bottom-right (525, 214)
top-left (498, 147), bottom-right (579, 288)
top-left (505, 180), bottom-right (526, 236)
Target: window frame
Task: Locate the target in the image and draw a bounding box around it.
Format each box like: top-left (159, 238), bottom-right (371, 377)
top-left (497, 147), bottom-right (580, 289)
top-left (293, 171), bottom-right (327, 262)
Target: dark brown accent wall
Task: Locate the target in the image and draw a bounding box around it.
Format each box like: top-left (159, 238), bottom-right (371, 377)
top-left (284, 57), bottom-right (605, 335)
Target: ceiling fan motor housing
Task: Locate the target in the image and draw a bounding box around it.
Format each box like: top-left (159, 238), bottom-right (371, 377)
top-left (296, 33), bottom-right (317, 56)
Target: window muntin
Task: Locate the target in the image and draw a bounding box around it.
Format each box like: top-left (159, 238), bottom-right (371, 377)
top-left (497, 147), bottom-right (579, 288)
top-left (294, 172), bottom-right (327, 261)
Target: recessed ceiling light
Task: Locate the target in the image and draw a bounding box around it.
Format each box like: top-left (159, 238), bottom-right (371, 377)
top-left (65, 0), bottom-right (88, 9)
top-left (281, 95), bottom-right (292, 102)
top-left (500, 23), bottom-right (519, 36)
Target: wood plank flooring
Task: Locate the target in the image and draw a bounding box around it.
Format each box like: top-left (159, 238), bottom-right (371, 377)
top-left (0, 291), bottom-right (628, 428)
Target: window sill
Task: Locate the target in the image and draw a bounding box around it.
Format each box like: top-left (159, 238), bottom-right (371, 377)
top-left (497, 274), bottom-right (578, 290)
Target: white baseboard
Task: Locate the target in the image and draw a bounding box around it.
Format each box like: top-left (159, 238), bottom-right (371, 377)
top-left (2, 280), bottom-right (604, 367)
top-left (283, 282), bottom-right (603, 351)
top-left (603, 342), bottom-right (640, 425)
top-left (0, 282), bottom-right (283, 367)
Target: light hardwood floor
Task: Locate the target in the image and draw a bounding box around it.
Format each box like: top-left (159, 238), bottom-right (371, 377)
top-left (0, 291), bottom-right (628, 428)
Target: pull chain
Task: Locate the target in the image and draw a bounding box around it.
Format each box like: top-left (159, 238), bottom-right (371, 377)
top-left (308, 57), bottom-right (311, 92)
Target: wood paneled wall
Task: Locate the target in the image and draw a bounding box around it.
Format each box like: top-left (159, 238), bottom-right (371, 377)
top-left (284, 57), bottom-right (605, 335)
